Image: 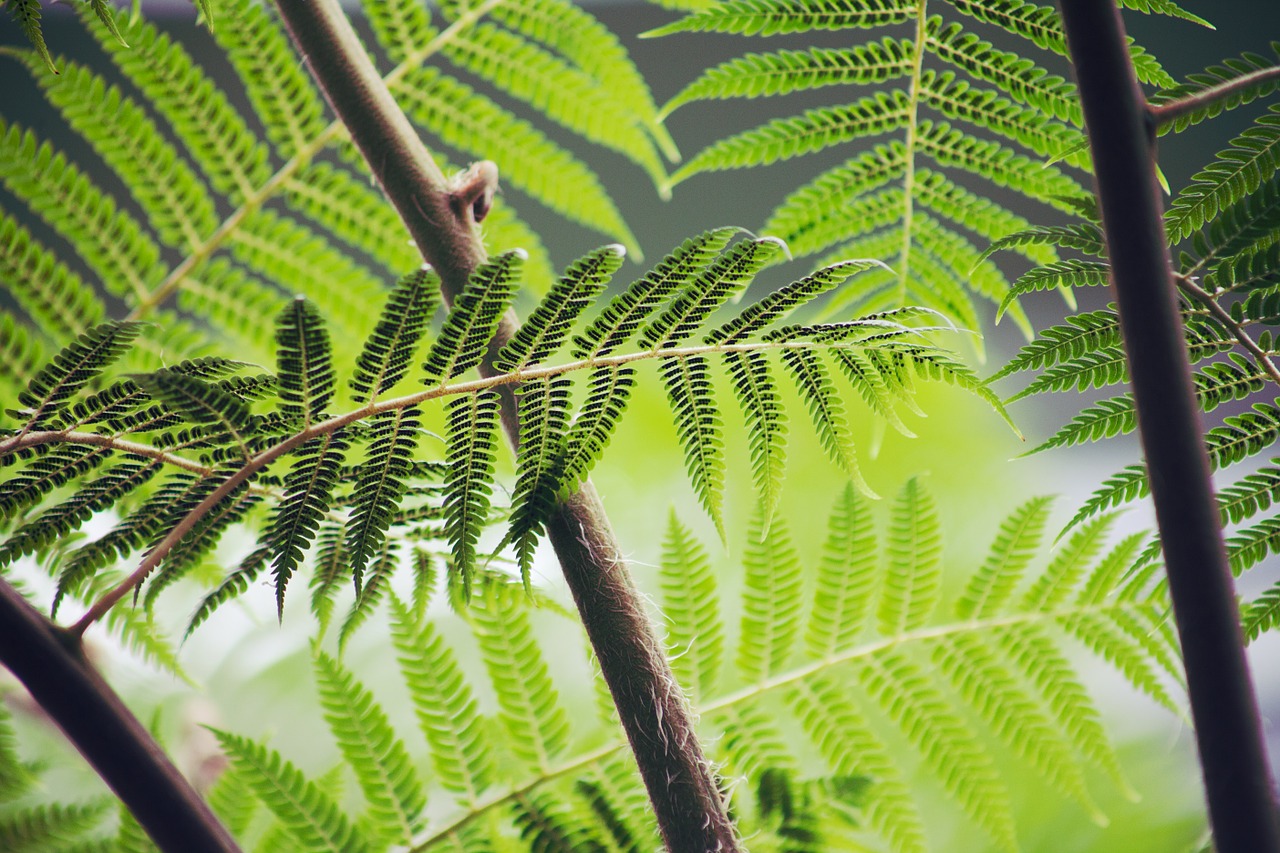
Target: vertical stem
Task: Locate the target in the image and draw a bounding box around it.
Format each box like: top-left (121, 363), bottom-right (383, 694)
top-left (0, 581), bottom-right (241, 853)
top-left (270, 1), bottom-right (740, 848)
top-left (1057, 2), bottom-right (1280, 850)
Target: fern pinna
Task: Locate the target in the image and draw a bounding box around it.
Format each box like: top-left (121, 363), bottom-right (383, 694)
top-left (0, 230), bottom-right (1012, 653)
top-left (991, 47), bottom-right (1280, 644)
top-left (0, 482), bottom-right (1179, 850)
top-left (647, 0), bottom-right (1212, 342)
top-left (0, 0), bottom-right (672, 408)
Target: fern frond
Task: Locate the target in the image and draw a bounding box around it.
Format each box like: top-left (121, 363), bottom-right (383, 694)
top-left (0, 312), bottom-right (43, 390)
top-left (643, 0), bottom-right (916, 38)
top-left (212, 729), bottom-right (372, 853)
top-left (0, 801), bottom-right (110, 851)
top-left (511, 789), bottom-right (609, 853)
top-left (185, 544), bottom-right (269, 639)
top-left (658, 512), bottom-right (725, 701)
top-left (738, 509), bottom-right (804, 682)
top-left (422, 251), bottom-right (523, 384)
top-left (1006, 345), bottom-right (1128, 403)
top-left (1226, 515), bottom-right (1280, 576)
top-left (1166, 104), bottom-right (1280, 244)
top-left (313, 650), bottom-right (425, 846)
top-left (265, 432), bottom-right (350, 617)
top-left (470, 584), bottom-right (571, 773)
top-left (211, 0), bottom-right (328, 158)
top-left (442, 391), bottom-right (500, 594)
top-left (4, 0), bottom-right (55, 73)
top-left (134, 370), bottom-right (251, 452)
top-left (668, 92), bottom-right (910, 186)
top-left (573, 227), bottom-right (741, 359)
top-left (858, 651), bottom-right (1018, 851)
top-left (84, 7), bottom-right (272, 200)
top-left (276, 297), bottom-right (335, 427)
top-left (931, 632), bottom-right (1105, 821)
top-left (1152, 45), bottom-right (1280, 134)
top-left (913, 170), bottom-right (1061, 266)
top-left (496, 245), bottom-right (624, 372)
top-left (998, 258), bottom-right (1111, 318)
top-left (0, 445), bottom-right (110, 522)
top-left (710, 258), bottom-right (880, 344)
top-left (1022, 513), bottom-right (1116, 611)
top-left (781, 348), bottom-right (870, 496)
top-left (506, 378), bottom-right (573, 584)
top-left (877, 476), bottom-right (942, 635)
top-left (715, 703), bottom-right (798, 780)
top-left (389, 597), bottom-right (494, 803)
top-left (391, 68), bottom-right (639, 253)
top-left (663, 39), bottom-right (914, 115)
top-left (989, 308), bottom-right (1120, 381)
top-left (661, 355), bottom-right (727, 537)
top-left (957, 495), bottom-right (1054, 619)
top-left (349, 269), bottom-right (438, 403)
top-left (345, 408), bottom-right (422, 592)
top-left (440, 23), bottom-right (668, 186)
top-left (361, 0), bottom-right (436, 62)
top-left (0, 215), bottom-right (105, 339)
top-left (1058, 611), bottom-right (1181, 714)
top-left (804, 483), bottom-right (877, 658)
top-left (1243, 580), bottom-right (1280, 642)
top-left (1216, 461), bottom-right (1280, 525)
top-left (557, 365), bottom-right (637, 494)
top-left (643, 237), bottom-right (786, 348)
top-left (143, 487), bottom-right (261, 613)
top-left (19, 53), bottom-right (218, 252)
top-left (787, 678), bottom-right (926, 853)
top-left (13, 321), bottom-right (141, 429)
top-left (979, 222), bottom-right (1105, 265)
top-left (724, 351), bottom-right (788, 523)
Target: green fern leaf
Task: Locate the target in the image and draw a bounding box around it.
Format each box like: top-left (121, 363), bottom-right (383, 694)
top-left (13, 321), bottom-right (141, 428)
top-left (914, 170), bottom-right (1063, 266)
top-left (440, 23), bottom-right (668, 186)
top-left (313, 650), bottom-right (426, 846)
top-left (338, 539), bottom-right (398, 653)
top-left (506, 378), bottom-right (573, 585)
top-left (512, 789), bottom-right (609, 853)
top-left (0, 312), bottom-right (44, 390)
top-left (877, 477), bottom-right (942, 635)
top-left (265, 432), bottom-right (350, 617)
top-left (212, 729), bottom-right (372, 853)
top-left (389, 597), bottom-right (494, 802)
top-left (496, 244), bottom-right (624, 372)
top-left (1226, 516), bottom-right (1280, 576)
top-left (210, 0), bottom-right (328, 158)
top-left (0, 445), bottom-right (111, 522)
top-left (422, 251), bottom-right (523, 384)
top-left (1167, 104), bottom-right (1280, 243)
top-left (979, 221), bottom-right (1105, 265)
top-left (19, 53), bottom-right (219, 252)
top-left (1243, 580), bottom-right (1280, 642)
top-left (345, 407), bottom-right (422, 592)
top-left (931, 633), bottom-right (1105, 821)
top-left (1058, 611), bottom-right (1181, 713)
top-left (1006, 346), bottom-right (1128, 403)
top-left (83, 7), bottom-right (272, 201)
top-left (1152, 45), bottom-right (1280, 134)
top-left (724, 351), bottom-right (788, 524)
top-left (858, 651), bottom-right (1018, 851)
top-left (1216, 461), bottom-right (1280, 525)
top-left (709, 258), bottom-right (879, 344)
top-left (133, 369), bottom-right (251, 451)
top-left (361, 0), bottom-right (436, 62)
top-left (805, 483), bottom-right (877, 658)
top-left (276, 297), bottom-right (335, 426)
top-left (669, 92), bottom-right (910, 187)
top-left (0, 801), bottom-right (110, 851)
top-left (998, 260), bottom-right (1112, 319)
top-left (185, 545), bottom-right (269, 639)
top-left (0, 214), bottom-right (105, 339)
top-left (573, 227), bottom-right (741, 358)
top-left (556, 365), bottom-right (637, 494)
top-left (349, 270), bottom-right (438, 403)
top-left (989, 308), bottom-right (1120, 381)
top-left (661, 355), bottom-right (727, 537)
top-left (644, 237), bottom-right (786, 348)
top-left (442, 391), bottom-right (500, 594)
top-left (391, 68), bottom-right (640, 253)
top-left (470, 583), bottom-right (571, 773)
top-left (663, 39), bottom-right (914, 115)
top-left (781, 347), bottom-right (872, 496)
top-left (787, 677), bottom-right (926, 853)
top-left (1022, 513), bottom-right (1116, 611)
top-left (5, 0), bottom-right (55, 73)
top-left (307, 524), bottom-right (347, 637)
top-left (957, 495), bottom-right (1054, 619)
top-left (738, 508), bottom-right (805, 681)
top-left (659, 511), bottom-right (725, 701)
top-left (144, 487), bottom-right (260, 613)
top-left (642, 0), bottom-right (915, 38)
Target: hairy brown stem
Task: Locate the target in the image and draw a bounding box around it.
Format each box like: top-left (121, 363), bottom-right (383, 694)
top-left (270, 0), bottom-right (740, 848)
top-left (0, 581), bottom-right (241, 852)
top-left (1057, 2), bottom-right (1280, 849)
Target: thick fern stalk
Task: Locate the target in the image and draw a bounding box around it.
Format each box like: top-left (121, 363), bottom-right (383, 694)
top-left (270, 0), bottom-right (740, 848)
top-left (0, 581), bottom-right (240, 852)
top-left (1058, 2), bottom-right (1280, 850)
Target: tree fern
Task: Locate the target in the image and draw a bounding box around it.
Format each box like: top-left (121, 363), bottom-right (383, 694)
top-left (646, 0), bottom-right (1194, 329)
top-left (161, 481), bottom-right (1182, 851)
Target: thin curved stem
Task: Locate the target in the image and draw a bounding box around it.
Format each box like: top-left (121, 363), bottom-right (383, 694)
top-left (1177, 274), bottom-right (1280, 386)
top-left (1151, 65), bottom-right (1280, 128)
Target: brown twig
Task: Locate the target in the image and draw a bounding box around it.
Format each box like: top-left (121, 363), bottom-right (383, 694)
top-left (1057, 2), bottom-right (1280, 850)
top-left (1150, 64), bottom-right (1280, 128)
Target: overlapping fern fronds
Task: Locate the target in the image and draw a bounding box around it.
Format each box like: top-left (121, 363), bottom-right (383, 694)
top-left (1, 230), bottom-right (1013, 645)
top-left (990, 51), bottom-right (1280, 643)
top-left (12, 481), bottom-right (1171, 852)
top-left (0, 0), bottom-right (667, 414)
top-left (646, 0), bottom-right (1208, 340)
